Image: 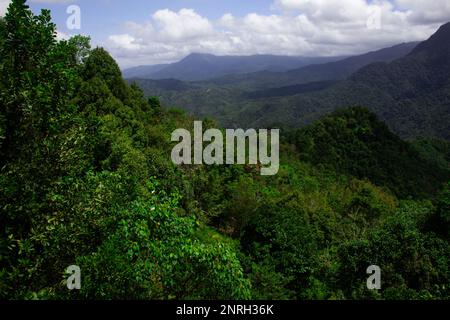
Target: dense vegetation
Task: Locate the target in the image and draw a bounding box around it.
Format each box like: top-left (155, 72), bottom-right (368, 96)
top-left (0, 1), bottom-right (449, 300)
top-left (284, 107), bottom-right (449, 199)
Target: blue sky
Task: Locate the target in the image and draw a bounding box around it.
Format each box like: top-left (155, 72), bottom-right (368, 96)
top-left (9, 1), bottom-right (449, 68)
top-left (28, 0), bottom-right (274, 42)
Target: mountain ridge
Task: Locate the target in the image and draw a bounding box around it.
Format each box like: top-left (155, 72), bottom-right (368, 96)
top-left (123, 53), bottom-right (346, 81)
top-left (208, 42), bottom-right (420, 89)
top-left (133, 23), bottom-right (450, 139)
top-left (239, 22), bottom-right (450, 139)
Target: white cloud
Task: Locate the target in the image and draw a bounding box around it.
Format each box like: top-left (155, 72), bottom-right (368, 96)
top-left (0, 0), bottom-right (11, 16)
top-left (56, 30), bottom-right (70, 41)
top-left (394, 0), bottom-right (450, 24)
top-left (152, 8), bottom-right (214, 41)
top-left (106, 1), bottom-right (450, 68)
top-left (219, 13), bottom-right (235, 29)
top-left (274, 0), bottom-right (371, 22)
top-left (108, 34), bottom-right (141, 51)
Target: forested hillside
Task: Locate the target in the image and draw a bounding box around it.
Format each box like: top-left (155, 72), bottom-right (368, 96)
top-left (236, 23), bottom-right (450, 139)
top-left (207, 42), bottom-right (418, 89)
top-left (284, 107), bottom-right (450, 199)
top-left (0, 1), bottom-right (449, 300)
top-left (133, 24), bottom-right (449, 140)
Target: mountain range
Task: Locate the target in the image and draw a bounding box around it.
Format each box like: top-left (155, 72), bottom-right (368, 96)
top-left (208, 42), bottom-right (419, 90)
top-left (2, 2), bottom-right (450, 301)
top-left (132, 22), bottom-right (450, 140)
top-left (123, 53), bottom-right (345, 81)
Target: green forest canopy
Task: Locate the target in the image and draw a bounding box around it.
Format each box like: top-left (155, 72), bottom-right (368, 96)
top-left (0, 0), bottom-right (449, 300)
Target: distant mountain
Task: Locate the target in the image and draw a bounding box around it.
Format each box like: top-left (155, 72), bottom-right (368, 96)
top-left (134, 23), bottom-right (450, 140)
top-left (232, 22), bottom-right (450, 139)
top-left (122, 64), bottom-right (169, 79)
top-left (123, 53), bottom-right (344, 81)
top-left (210, 42), bottom-right (419, 89)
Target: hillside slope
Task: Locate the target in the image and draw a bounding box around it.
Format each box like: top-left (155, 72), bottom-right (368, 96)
top-left (286, 107), bottom-right (450, 198)
top-left (133, 40), bottom-right (435, 138)
top-left (1, 1), bottom-right (449, 301)
top-left (224, 22), bottom-right (450, 139)
top-left (211, 42), bottom-right (419, 90)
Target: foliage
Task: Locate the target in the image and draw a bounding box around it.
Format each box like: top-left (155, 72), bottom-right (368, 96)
top-left (285, 107), bottom-right (449, 198)
top-left (0, 1), bottom-right (448, 301)
top-left (336, 201), bottom-right (450, 299)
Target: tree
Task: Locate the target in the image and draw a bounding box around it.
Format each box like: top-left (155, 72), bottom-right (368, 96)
top-left (437, 182), bottom-right (450, 238)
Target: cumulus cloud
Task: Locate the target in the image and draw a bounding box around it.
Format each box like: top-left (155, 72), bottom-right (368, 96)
top-left (394, 0), bottom-right (450, 24)
top-left (106, 1), bottom-right (450, 68)
top-left (152, 8), bottom-right (214, 41)
top-left (274, 0), bottom-right (372, 22)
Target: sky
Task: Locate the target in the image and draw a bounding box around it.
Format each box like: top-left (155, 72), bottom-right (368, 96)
top-left (1, 0), bottom-right (450, 68)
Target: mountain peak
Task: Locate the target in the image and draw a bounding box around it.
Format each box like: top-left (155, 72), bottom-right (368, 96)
top-left (182, 53), bottom-right (215, 61)
top-left (410, 21), bottom-right (450, 55)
